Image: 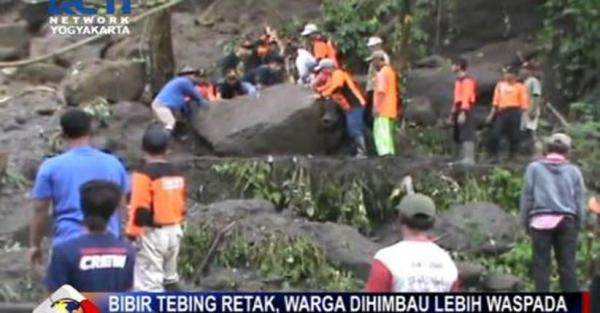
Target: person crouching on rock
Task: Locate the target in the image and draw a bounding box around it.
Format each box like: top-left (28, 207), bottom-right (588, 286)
top-left (313, 59), bottom-right (368, 158)
top-left (151, 66), bottom-right (207, 134)
top-left (218, 69), bottom-right (258, 100)
top-left (127, 127), bottom-right (186, 292)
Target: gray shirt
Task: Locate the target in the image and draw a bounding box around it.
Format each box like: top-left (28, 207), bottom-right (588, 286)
top-left (520, 159), bottom-right (586, 229)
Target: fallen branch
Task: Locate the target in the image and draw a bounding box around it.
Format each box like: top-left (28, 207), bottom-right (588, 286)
top-left (545, 101), bottom-right (571, 130)
top-left (193, 221), bottom-right (237, 282)
top-left (0, 0), bottom-right (186, 68)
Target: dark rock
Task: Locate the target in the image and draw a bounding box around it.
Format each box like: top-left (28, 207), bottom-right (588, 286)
top-left (0, 46), bottom-right (25, 61)
top-left (60, 60), bottom-right (146, 106)
top-left (30, 31), bottom-right (107, 67)
top-left (457, 261), bottom-right (486, 288)
top-left (15, 63), bottom-right (67, 84)
top-left (103, 36), bottom-right (148, 60)
top-left (404, 96), bottom-right (437, 126)
top-left (301, 222), bottom-right (381, 280)
top-left (192, 83), bottom-right (344, 156)
top-left (0, 21), bottom-right (29, 48)
top-left (14, 116), bottom-right (26, 125)
top-left (483, 273), bottom-right (525, 292)
top-left (415, 55), bottom-right (447, 69)
top-left (3, 124), bottom-right (19, 132)
top-left (18, 1), bottom-right (49, 30)
top-left (433, 202), bottom-right (521, 255)
top-left (35, 107), bottom-right (56, 116)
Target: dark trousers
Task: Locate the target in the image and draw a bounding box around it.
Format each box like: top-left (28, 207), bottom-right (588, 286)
top-left (530, 218), bottom-right (579, 292)
top-left (592, 274), bottom-right (600, 313)
top-left (488, 108), bottom-right (523, 158)
top-left (346, 106), bottom-right (365, 139)
top-left (364, 90), bottom-right (374, 128)
top-left (452, 110), bottom-right (475, 144)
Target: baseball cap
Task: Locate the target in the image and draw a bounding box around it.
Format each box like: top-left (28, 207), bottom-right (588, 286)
top-left (396, 193), bottom-right (437, 220)
top-left (178, 66), bottom-right (199, 76)
top-left (367, 36), bottom-right (383, 47)
top-left (314, 58), bottom-right (335, 72)
top-left (301, 23), bottom-right (319, 36)
top-left (546, 132), bottom-right (572, 149)
top-left (589, 197), bottom-right (600, 214)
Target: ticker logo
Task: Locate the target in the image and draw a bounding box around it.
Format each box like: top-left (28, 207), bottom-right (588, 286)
top-left (33, 285), bottom-right (100, 313)
top-left (49, 0), bottom-right (131, 16)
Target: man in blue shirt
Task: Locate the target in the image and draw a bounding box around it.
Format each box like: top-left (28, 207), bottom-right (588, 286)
top-left (152, 66), bottom-right (207, 132)
top-left (45, 180), bottom-right (135, 293)
top-left (29, 110), bottom-right (129, 266)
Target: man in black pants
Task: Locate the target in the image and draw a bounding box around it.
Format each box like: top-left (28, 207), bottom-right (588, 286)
top-left (520, 133), bottom-right (586, 292)
top-left (486, 67), bottom-right (529, 163)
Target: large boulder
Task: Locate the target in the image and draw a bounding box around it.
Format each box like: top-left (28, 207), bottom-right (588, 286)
top-left (433, 202), bottom-right (521, 255)
top-left (60, 60), bottom-right (146, 106)
top-left (483, 273), bottom-right (525, 292)
top-left (404, 96), bottom-right (437, 126)
top-left (30, 30), bottom-right (108, 67)
top-left (15, 63), bottom-right (67, 84)
top-left (192, 83), bottom-right (343, 156)
top-left (0, 21), bottom-right (29, 60)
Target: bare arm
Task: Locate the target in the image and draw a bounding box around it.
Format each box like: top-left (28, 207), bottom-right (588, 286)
top-left (29, 199), bottom-right (51, 265)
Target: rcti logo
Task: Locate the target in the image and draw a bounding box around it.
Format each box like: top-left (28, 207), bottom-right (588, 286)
top-left (49, 0), bottom-right (131, 15)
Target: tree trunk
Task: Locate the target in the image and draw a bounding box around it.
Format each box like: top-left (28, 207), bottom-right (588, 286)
top-left (147, 9), bottom-right (175, 96)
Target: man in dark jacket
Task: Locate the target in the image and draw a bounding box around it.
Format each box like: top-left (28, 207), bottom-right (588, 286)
top-left (520, 133), bottom-right (586, 292)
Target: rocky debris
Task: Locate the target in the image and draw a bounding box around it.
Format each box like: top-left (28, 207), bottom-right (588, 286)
top-left (434, 202), bottom-right (521, 255)
top-left (188, 199), bottom-right (382, 279)
top-left (483, 273), bottom-right (525, 292)
top-left (60, 60), bottom-right (146, 106)
top-left (200, 268), bottom-right (269, 291)
top-left (30, 31), bottom-right (108, 68)
top-left (102, 36), bottom-right (148, 60)
top-left (17, 0), bottom-right (49, 30)
top-left (0, 21), bottom-right (30, 60)
top-left (0, 249), bottom-right (28, 280)
top-left (193, 83), bottom-right (344, 156)
top-left (404, 96), bottom-right (437, 126)
top-left (15, 63), bottom-right (67, 85)
top-left (0, 149), bottom-right (7, 175)
top-left (457, 261), bottom-right (486, 288)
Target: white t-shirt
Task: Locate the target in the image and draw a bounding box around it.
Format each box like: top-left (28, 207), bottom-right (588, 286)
top-left (295, 48), bottom-right (316, 84)
top-left (373, 241), bottom-right (459, 292)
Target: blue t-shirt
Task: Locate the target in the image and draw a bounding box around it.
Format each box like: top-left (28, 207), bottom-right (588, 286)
top-left (156, 77), bottom-right (206, 110)
top-left (32, 146), bottom-right (130, 247)
top-left (45, 233), bottom-right (135, 293)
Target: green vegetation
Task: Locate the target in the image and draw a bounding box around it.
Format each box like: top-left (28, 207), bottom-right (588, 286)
top-left (178, 225), bottom-right (361, 291)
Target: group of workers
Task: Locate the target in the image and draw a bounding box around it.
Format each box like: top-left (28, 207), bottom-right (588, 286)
top-left (31, 110), bottom-right (187, 295)
top-left (25, 21), bottom-right (599, 301)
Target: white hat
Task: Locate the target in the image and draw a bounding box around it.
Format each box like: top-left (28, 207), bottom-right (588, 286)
top-left (367, 36), bottom-right (383, 47)
top-left (314, 58), bottom-right (335, 72)
top-left (546, 133), bottom-right (572, 149)
top-left (301, 23), bottom-right (319, 36)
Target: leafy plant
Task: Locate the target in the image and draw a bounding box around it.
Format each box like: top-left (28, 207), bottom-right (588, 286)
top-left (82, 97), bottom-right (112, 127)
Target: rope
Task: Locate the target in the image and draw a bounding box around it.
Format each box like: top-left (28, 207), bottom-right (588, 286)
top-left (0, 0), bottom-right (186, 68)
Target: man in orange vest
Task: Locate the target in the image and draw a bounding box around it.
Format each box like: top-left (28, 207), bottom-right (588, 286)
top-left (486, 66), bottom-right (529, 163)
top-left (195, 69), bottom-right (220, 102)
top-left (314, 59), bottom-right (367, 158)
top-left (450, 58), bottom-right (478, 165)
top-left (371, 51), bottom-right (399, 157)
top-left (301, 23), bottom-right (339, 67)
top-left (127, 127), bottom-right (186, 292)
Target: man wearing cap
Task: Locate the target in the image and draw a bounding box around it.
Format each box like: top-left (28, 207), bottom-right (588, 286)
top-left (520, 62), bottom-right (543, 156)
top-left (127, 127), bottom-right (186, 292)
top-left (314, 58), bottom-right (368, 158)
top-left (520, 133), bottom-right (586, 292)
top-left (366, 194), bottom-right (459, 292)
top-left (365, 36), bottom-right (390, 128)
top-left (486, 66), bottom-right (529, 163)
top-left (151, 67), bottom-right (207, 133)
top-left (371, 50), bottom-right (399, 157)
top-left (301, 23), bottom-right (339, 67)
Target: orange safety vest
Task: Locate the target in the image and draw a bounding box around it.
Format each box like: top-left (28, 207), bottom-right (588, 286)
top-left (373, 64), bottom-right (400, 119)
top-left (197, 83), bottom-right (220, 101)
top-left (317, 69), bottom-right (366, 111)
top-left (126, 162), bottom-right (186, 238)
top-left (492, 81), bottom-right (529, 110)
top-left (313, 37), bottom-right (339, 66)
top-left (453, 75), bottom-right (478, 112)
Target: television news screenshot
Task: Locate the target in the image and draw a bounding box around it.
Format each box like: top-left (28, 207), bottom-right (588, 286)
top-left (0, 0), bottom-right (598, 312)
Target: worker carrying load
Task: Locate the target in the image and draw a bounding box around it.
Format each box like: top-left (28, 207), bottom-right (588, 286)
top-left (127, 127), bottom-right (186, 292)
top-left (195, 69), bottom-right (220, 102)
top-left (486, 66), bottom-right (529, 163)
top-left (370, 51), bottom-right (400, 157)
top-left (450, 57), bottom-right (478, 165)
top-left (151, 66), bottom-right (206, 133)
top-left (313, 59), bottom-right (368, 158)
top-left (301, 23), bottom-right (340, 67)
